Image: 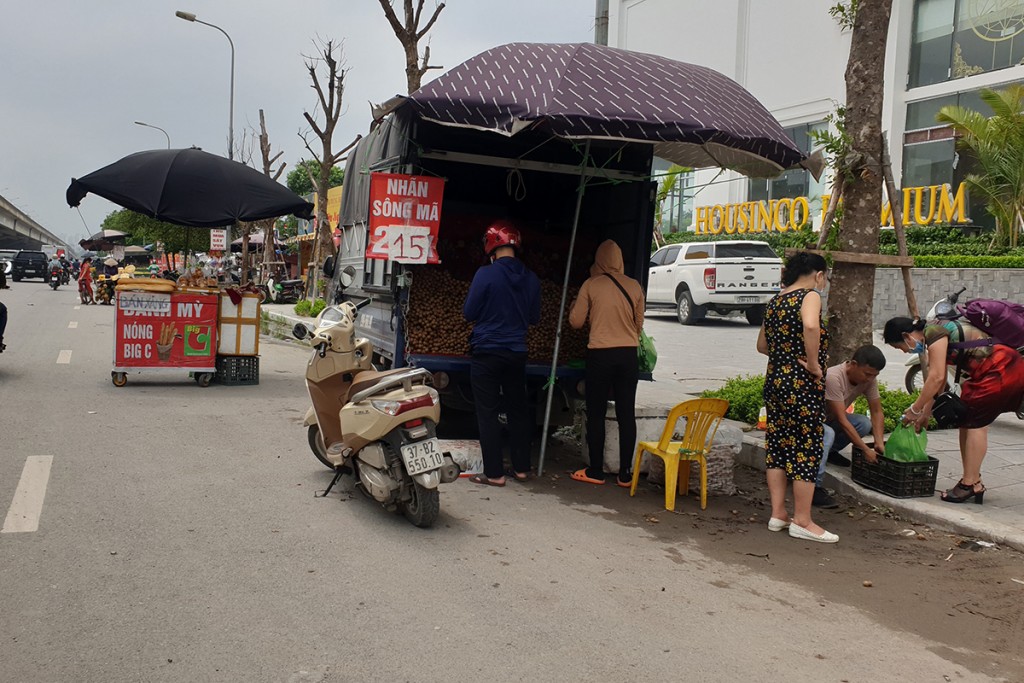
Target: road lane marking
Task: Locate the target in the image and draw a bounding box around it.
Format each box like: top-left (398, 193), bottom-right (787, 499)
top-left (68, 322), bottom-right (78, 329)
top-left (2, 456), bottom-right (54, 533)
top-left (56, 350), bottom-right (73, 364)
top-left (73, 305), bottom-right (81, 310)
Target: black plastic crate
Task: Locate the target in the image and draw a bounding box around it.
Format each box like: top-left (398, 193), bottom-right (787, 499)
top-left (215, 355), bottom-right (259, 386)
top-left (851, 445), bottom-right (938, 498)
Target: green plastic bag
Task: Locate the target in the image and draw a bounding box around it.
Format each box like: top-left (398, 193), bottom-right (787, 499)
top-left (638, 330), bottom-right (657, 373)
top-left (885, 424), bottom-right (928, 462)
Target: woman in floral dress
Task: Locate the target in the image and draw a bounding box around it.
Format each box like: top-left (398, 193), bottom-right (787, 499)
top-left (756, 251), bottom-right (837, 543)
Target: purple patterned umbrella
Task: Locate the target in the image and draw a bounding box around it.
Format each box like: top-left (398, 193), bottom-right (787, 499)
top-left (398, 42), bottom-right (819, 178)
top-left (384, 43), bottom-right (823, 474)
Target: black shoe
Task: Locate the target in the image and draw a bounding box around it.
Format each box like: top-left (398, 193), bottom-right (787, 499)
top-left (812, 486), bottom-right (839, 509)
top-left (828, 450), bottom-right (851, 467)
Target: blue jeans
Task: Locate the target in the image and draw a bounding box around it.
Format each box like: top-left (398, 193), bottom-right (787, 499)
top-left (819, 413), bottom-right (873, 485)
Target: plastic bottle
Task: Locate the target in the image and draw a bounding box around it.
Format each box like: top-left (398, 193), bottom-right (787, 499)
top-left (757, 406), bottom-right (767, 430)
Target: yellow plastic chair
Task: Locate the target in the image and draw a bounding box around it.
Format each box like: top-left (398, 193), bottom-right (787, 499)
top-left (629, 398), bottom-right (729, 511)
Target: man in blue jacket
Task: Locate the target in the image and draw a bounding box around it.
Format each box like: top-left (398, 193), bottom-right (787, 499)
top-left (464, 221), bottom-right (541, 486)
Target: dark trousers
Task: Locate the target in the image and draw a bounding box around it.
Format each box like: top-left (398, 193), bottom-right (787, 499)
top-left (0, 301), bottom-right (6, 342)
top-left (470, 350), bottom-right (531, 478)
top-left (585, 347), bottom-right (639, 480)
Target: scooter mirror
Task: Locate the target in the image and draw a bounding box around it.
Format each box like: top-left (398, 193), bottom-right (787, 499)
top-left (339, 265), bottom-right (356, 289)
top-left (292, 323), bottom-right (311, 340)
top-left (322, 255), bottom-right (336, 278)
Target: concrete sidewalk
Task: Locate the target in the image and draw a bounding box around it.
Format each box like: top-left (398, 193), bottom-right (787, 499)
top-left (630, 375), bottom-right (1024, 551)
top-left (736, 410), bottom-right (1024, 552)
top-left (263, 302), bottom-right (1024, 552)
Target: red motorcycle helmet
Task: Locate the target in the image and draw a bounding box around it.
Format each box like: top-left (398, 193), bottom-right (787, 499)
top-left (483, 221), bottom-right (522, 256)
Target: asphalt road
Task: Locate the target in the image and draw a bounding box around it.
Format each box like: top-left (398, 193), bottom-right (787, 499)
top-left (0, 283), bottom-right (1002, 682)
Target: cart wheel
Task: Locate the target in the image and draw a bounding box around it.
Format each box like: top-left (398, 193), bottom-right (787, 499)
top-left (196, 372), bottom-right (214, 388)
top-left (111, 372), bottom-right (128, 388)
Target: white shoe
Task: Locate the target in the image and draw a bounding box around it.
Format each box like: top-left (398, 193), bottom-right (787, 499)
top-left (767, 517), bottom-right (790, 532)
top-left (788, 522), bottom-right (839, 544)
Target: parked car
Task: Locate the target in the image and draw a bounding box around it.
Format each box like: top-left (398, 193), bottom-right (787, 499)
top-left (646, 240), bottom-right (782, 325)
top-left (11, 250), bottom-right (48, 281)
top-left (0, 249), bottom-right (16, 276)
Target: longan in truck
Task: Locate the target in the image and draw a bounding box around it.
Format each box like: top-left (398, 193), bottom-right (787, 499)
top-left (332, 107), bottom-right (654, 428)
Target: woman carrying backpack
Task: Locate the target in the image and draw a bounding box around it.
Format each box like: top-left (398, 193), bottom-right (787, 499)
top-left (883, 316), bottom-right (1024, 504)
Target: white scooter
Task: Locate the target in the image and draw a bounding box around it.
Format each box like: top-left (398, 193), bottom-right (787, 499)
top-left (903, 287), bottom-right (965, 392)
top-left (293, 297), bottom-right (460, 528)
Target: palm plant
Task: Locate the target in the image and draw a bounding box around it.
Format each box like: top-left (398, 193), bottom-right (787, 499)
top-left (937, 86), bottom-right (1024, 248)
top-left (654, 164), bottom-right (690, 245)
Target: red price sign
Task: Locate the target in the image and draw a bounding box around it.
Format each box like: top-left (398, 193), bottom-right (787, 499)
top-left (367, 173), bottom-right (444, 263)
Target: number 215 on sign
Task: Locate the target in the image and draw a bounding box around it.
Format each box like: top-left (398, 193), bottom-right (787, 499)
top-left (369, 225), bottom-right (431, 263)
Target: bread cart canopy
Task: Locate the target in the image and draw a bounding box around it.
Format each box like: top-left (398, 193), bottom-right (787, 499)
top-left (66, 147), bottom-right (314, 228)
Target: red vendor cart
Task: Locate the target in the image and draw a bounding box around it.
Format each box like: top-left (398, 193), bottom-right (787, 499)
top-left (111, 289), bottom-right (219, 387)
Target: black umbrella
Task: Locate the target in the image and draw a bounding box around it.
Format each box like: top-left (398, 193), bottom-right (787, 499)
top-left (66, 148), bottom-right (314, 228)
top-left (395, 42), bottom-right (821, 178)
top-left (79, 229), bottom-right (129, 251)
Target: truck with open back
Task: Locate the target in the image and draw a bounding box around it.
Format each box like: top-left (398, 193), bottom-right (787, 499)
top-left (329, 105), bottom-right (656, 428)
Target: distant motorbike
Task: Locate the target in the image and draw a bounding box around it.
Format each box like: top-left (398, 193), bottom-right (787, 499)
top-left (49, 266), bottom-right (63, 290)
top-left (262, 277), bottom-right (303, 304)
top-left (95, 276), bottom-right (115, 305)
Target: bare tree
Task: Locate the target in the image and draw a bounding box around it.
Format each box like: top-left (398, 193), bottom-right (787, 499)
top-left (376, 0), bottom-right (446, 93)
top-left (827, 0), bottom-right (893, 361)
top-left (300, 38), bottom-right (361, 297)
top-left (256, 109), bottom-right (286, 284)
top-left (234, 111), bottom-right (286, 285)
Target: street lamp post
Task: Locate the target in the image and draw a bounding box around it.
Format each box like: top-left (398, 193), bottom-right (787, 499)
top-left (134, 121), bottom-right (171, 148)
top-left (175, 10), bottom-right (235, 160)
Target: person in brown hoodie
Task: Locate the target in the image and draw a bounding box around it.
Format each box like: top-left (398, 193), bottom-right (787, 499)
top-left (569, 239), bottom-right (645, 486)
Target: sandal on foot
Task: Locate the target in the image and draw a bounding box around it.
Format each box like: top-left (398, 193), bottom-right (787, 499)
top-left (570, 469), bottom-right (605, 485)
top-left (941, 479), bottom-right (985, 504)
top-left (506, 469), bottom-right (534, 482)
top-left (616, 477), bottom-right (632, 488)
top-left (469, 474), bottom-right (506, 487)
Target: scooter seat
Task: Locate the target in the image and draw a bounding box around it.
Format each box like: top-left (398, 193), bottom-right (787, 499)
top-left (349, 368), bottom-right (424, 399)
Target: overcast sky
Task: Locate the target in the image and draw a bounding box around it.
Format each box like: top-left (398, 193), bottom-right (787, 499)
top-left (0, 0), bottom-right (597, 245)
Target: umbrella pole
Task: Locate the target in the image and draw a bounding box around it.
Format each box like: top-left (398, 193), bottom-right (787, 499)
top-left (538, 139), bottom-right (591, 477)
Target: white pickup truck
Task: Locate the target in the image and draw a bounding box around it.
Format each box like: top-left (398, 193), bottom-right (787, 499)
top-left (647, 240), bottom-right (782, 325)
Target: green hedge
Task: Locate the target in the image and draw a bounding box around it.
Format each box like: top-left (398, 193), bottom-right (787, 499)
top-left (663, 224), bottom-right (1024, 267)
top-left (700, 375), bottom-right (765, 424)
top-left (702, 374), bottom-right (932, 432)
top-left (899, 255), bottom-right (1024, 268)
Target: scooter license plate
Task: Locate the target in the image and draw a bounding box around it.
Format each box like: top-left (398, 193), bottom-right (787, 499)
top-left (400, 438), bottom-right (444, 476)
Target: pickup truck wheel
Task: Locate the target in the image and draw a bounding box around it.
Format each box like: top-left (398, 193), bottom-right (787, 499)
top-left (745, 305), bottom-right (765, 326)
top-left (676, 290), bottom-right (705, 325)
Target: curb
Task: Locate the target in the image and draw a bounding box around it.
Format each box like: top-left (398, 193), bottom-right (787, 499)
top-left (263, 307), bottom-right (317, 329)
top-left (740, 432), bottom-right (1024, 553)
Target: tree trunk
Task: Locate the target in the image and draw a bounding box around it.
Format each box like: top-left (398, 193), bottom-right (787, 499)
top-left (241, 230), bottom-right (250, 285)
top-left (405, 42), bottom-right (422, 93)
top-left (828, 0), bottom-right (892, 363)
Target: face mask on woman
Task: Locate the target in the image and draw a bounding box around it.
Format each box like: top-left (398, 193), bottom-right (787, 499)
top-left (907, 338), bottom-right (925, 354)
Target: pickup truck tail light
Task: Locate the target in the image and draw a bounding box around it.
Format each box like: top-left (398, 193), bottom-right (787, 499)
top-left (703, 268), bottom-right (716, 290)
